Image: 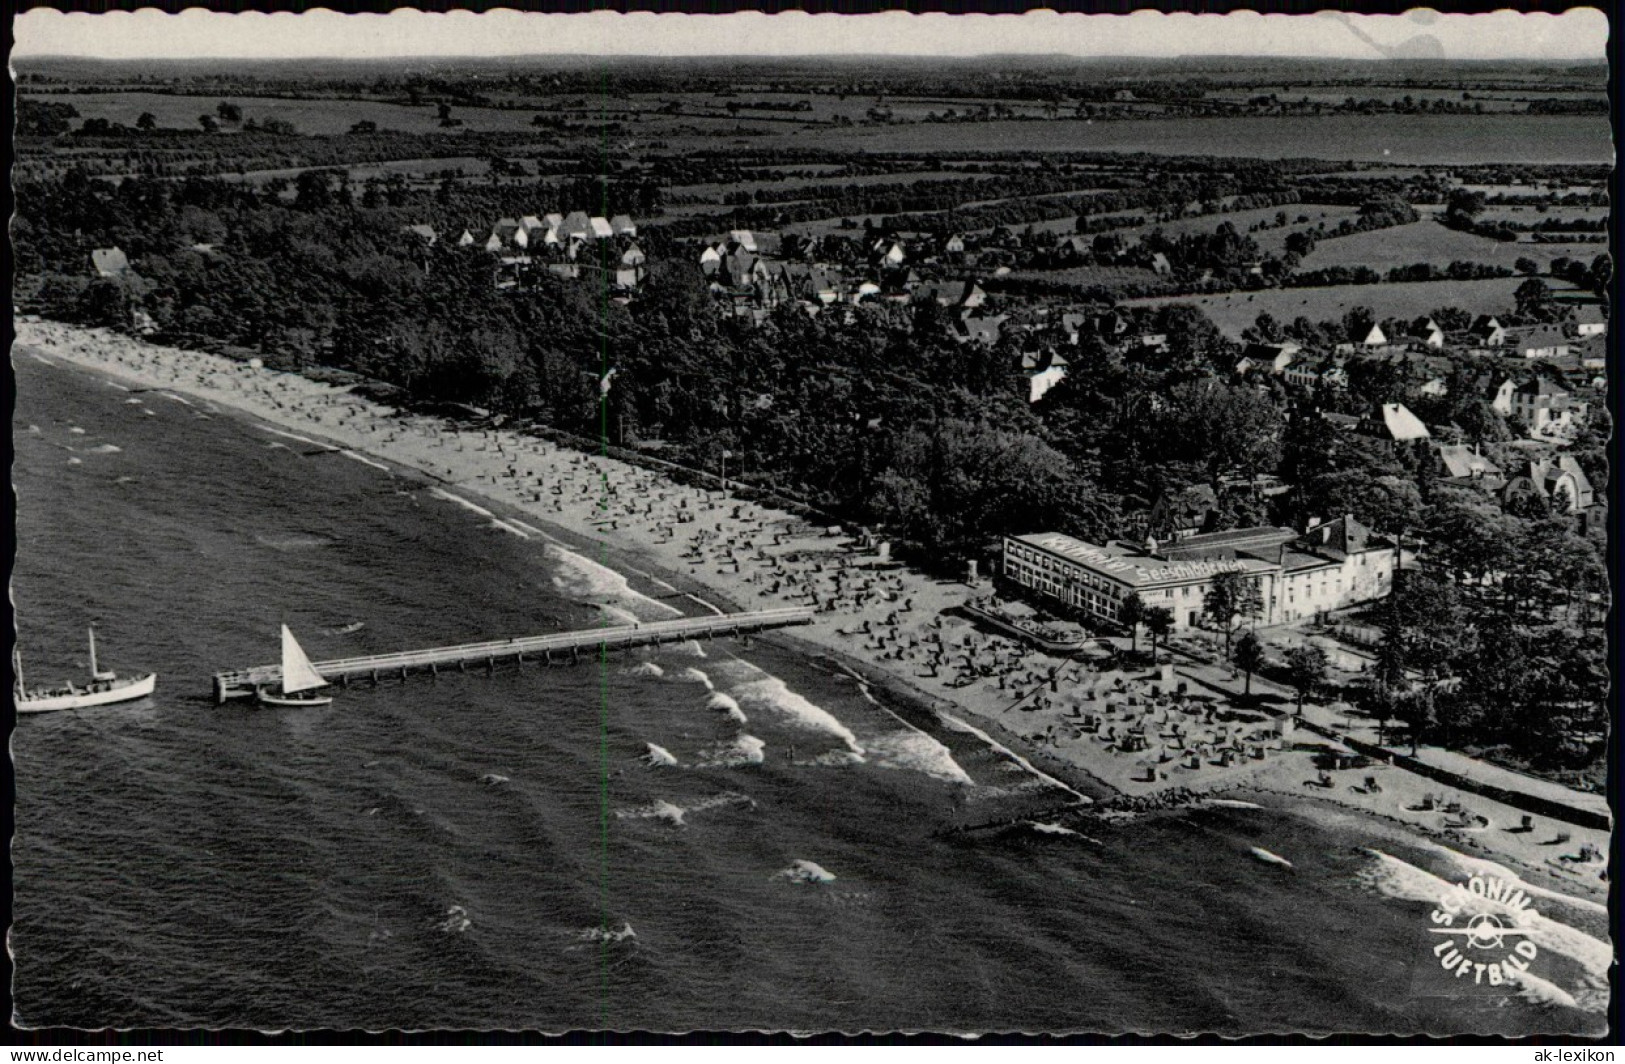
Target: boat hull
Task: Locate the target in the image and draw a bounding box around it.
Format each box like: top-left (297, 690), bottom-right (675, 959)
top-left (255, 690), bottom-right (333, 708)
top-left (16, 672), bottom-right (158, 713)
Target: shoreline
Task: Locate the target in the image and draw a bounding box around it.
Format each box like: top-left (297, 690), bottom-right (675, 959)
top-left (12, 318), bottom-right (1607, 905)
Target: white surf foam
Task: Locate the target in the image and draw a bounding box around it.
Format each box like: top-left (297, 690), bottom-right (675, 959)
top-left (1250, 846), bottom-right (1294, 870)
top-left (597, 604), bottom-right (642, 627)
top-left (479, 773), bottom-right (510, 786)
top-left (430, 487), bottom-right (494, 519)
top-left (616, 800), bottom-right (688, 826)
top-left (1512, 970), bottom-right (1581, 1010)
top-left (438, 905), bottom-right (472, 933)
top-left (1202, 799), bottom-right (1263, 810)
top-left (160, 392), bottom-right (194, 407)
top-left (643, 743), bottom-right (679, 767)
top-left (936, 711), bottom-right (1091, 804)
top-left (706, 692), bottom-right (748, 724)
top-left (260, 425), bottom-right (336, 451)
top-left (489, 519), bottom-right (531, 539)
top-left (676, 667), bottom-right (713, 687)
top-left (778, 860), bottom-right (836, 885)
top-left (341, 449), bottom-right (392, 472)
top-left (1359, 849), bottom-right (1611, 984)
top-left (544, 544), bottom-right (682, 621)
top-left (697, 734), bottom-right (767, 768)
top-left (577, 922), bottom-right (637, 944)
top-left (69, 427), bottom-right (87, 435)
top-left (1411, 840), bottom-right (1608, 919)
top-left (627, 661), bottom-right (665, 678)
top-left (865, 730), bottom-right (974, 786)
top-left (90, 444), bottom-right (122, 454)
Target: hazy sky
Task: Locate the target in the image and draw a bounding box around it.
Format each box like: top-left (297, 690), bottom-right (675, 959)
top-left (11, 8), bottom-right (1610, 62)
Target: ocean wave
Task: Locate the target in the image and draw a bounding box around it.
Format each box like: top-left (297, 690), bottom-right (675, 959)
top-left (675, 667), bottom-right (713, 687)
top-left (479, 773), bottom-right (510, 786)
top-left (90, 444), bottom-right (122, 454)
top-left (697, 734), bottom-right (766, 768)
top-left (437, 905), bottom-right (472, 934)
top-left (1249, 846), bottom-right (1294, 870)
top-left (1411, 840), bottom-right (1608, 919)
top-left (778, 860), bottom-right (836, 885)
top-left (577, 922), bottom-right (637, 944)
top-left (597, 604), bottom-right (643, 627)
top-left (627, 661), bottom-right (665, 678)
top-left (865, 730), bottom-right (974, 786)
top-left (706, 692), bottom-right (748, 724)
top-left (616, 800), bottom-right (688, 826)
top-left (643, 743), bottom-right (679, 768)
top-left (1358, 849), bottom-right (1612, 986)
top-left (340, 449), bottom-right (391, 473)
top-left (1512, 970), bottom-right (1581, 1010)
top-left (936, 711), bottom-right (1090, 803)
top-left (429, 487), bottom-right (494, 519)
top-left (544, 544), bottom-right (682, 622)
top-left (489, 519), bottom-right (531, 539)
top-left (69, 426), bottom-right (87, 434)
top-left (1026, 822), bottom-right (1102, 845)
top-left (721, 668), bottom-right (864, 755)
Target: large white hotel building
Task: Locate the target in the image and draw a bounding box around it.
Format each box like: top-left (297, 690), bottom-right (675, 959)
top-left (1001, 517), bottom-right (1396, 631)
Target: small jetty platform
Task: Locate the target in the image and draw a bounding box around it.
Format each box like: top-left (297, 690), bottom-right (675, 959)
top-left (212, 607), bottom-right (814, 703)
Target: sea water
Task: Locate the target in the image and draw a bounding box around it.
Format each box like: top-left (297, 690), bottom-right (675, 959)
top-left (9, 351), bottom-right (1608, 1034)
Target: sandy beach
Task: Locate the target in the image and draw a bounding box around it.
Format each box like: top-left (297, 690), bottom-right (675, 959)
top-left (13, 318), bottom-right (1609, 904)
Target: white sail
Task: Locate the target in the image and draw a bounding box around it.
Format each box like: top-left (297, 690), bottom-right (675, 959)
top-left (280, 625), bottom-right (329, 694)
top-left (89, 627), bottom-right (116, 681)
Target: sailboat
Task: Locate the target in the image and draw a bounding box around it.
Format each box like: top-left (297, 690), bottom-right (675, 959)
top-left (15, 627), bottom-right (158, 713)
top-left (255, 625), bottom-right (333, 707)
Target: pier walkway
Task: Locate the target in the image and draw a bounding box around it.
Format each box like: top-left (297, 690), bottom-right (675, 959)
top-left (212, 607), bottom-right (814, 702)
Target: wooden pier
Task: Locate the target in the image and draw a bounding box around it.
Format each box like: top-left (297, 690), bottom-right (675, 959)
top-left (211, 607), bottom-right (814, 703)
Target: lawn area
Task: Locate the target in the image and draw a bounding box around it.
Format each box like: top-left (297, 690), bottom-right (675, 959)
top-left (1005, 265), bottom-right (1164, 288)
top-left (1121, 276), bottom-right (1579, 339)
top-left (1302, 217), bottom-right (1605, 272)
top-left (1110, 204), bottom-right (1363, 254)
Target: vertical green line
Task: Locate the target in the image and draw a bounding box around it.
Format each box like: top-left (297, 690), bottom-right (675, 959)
top-left (596, 56), bottom-right (612, 1036)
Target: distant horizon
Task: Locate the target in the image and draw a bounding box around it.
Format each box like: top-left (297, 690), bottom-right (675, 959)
top-left (12, 9), bottom-right (1610, 62)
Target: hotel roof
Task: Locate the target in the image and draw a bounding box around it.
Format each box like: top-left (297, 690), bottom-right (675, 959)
top-left (1011, 533), bottom-right (1272, 589)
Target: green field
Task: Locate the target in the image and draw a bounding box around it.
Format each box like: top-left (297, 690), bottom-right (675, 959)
top-left (1122, 276), bottom-right (1579, 339)
top-left (715, 113), bottom-right (1613, 165)
top-left (1109, 204), bottom-right (1363, 254)
top-left (1302, 218), bottom-right (1604, 272)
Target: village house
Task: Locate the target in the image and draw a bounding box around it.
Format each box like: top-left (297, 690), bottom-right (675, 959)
top-left (1507, 326), bottom-right (1572, 360)
top-left (1238, 341), bottom-right (1301, 377)
top-left (1510, 377), bottom-right (1587, 438)
top-left (1502, 455), bottom-right (1595, 514)
top-left (1001, 514), bottom-right (1396, 632)
top-left (1020, 350), bottom-right (1069, 403)
top-left (1432, 442), bottom-right (1504, 490)
top-left (402, 224), bottom-right (437, 245)
top-left (91, 247), bottom-right (131, 277)
top-left (1356, 402), bottom-right (1431, 446)
top-left (1469, 315), bottom-right (1508, 347)
top-left (1566, 304), bottom-right (1607, 338)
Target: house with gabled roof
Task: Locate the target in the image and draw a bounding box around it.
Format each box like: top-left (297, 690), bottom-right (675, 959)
top-left (1510, 376), bottom-right (1586, 438)
top-left (610, 214), bottom-right (637, 237)
top-left (561, 211), bottom-right (594, 242)
top-left (590, 216), bottom-right (614, 240)
top-left (91, 247), bottom-right (131, 277)
top-left (1469, 315), bottom-right (1507, 346)
top-left (955, 312), bottom-right (1006, 346)
top-left (1433, 443), bottom-right (1503, 489)
top-left (1020, 349), bottom-right (1069, 403)
top-left (402, 224), bottom-right (438, 245)
top-left (1508, 326), bottom-right (1571, 360)
top-left (457, 229), bottom-right (478, 247)
top-left (1567, 304), bottom-right (1607, 338)
top-left (1503, 456), bottom-right (1594, 514)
